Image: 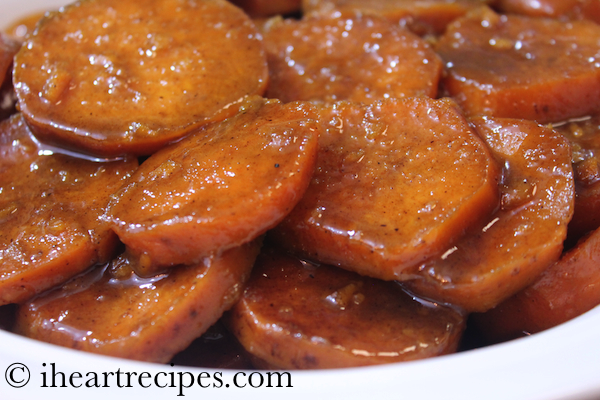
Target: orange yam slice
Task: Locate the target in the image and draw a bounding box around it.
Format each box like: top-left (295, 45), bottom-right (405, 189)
top-left (107, 97), bottom-right (320, 275)
top-left (271, 98), bottom-right (500, 281)
top-left (13, 0), bottom-right (268, 157)
top-left (403, 117), bottom-right (574, 312)
top-left (262, 13), bottom-right (442, 103)
top-left (495, 0), bottom-right (600, 21)
top-left (225, 247), bottom-right (466, 369)
top-left (15, 240), bottom-right (261, 363)
top-left (436, 7), bottom-right (600, 124)
top-left (474, 226), bottom-right (600, 343)
top-left (0, 114), bottom-right (138, 305)
top-left (552, 115), bottom-right (600, 242)
top-left (302, 0), bottom-right (492, 35)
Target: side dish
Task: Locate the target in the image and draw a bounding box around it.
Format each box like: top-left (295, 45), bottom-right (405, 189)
top-left (1, 0), bottom-right (599, 370)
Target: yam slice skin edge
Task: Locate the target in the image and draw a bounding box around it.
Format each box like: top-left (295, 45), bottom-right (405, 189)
top-left (225, 246), bottom-right (466, 369)
top-left (271, 98), bottom-right (501, 281)
top-left (403, 116), bottom-right (575, 312)
top-left (0, 113), bottom-right (138, 305)
top-left (0, 33), bottom-right (20, 121)
top-left (12, 0), bottom-right (268, 157)
top-left (15, 239), bottom-right (261, 363)
top-left (107, 97), bottom-right (320, 275)
top-left (262, 13), bottom-right (442, 103)
top-left (436, 6), bottom-right (600, 124)
top-left (230, 0), bottom-right (302, 18)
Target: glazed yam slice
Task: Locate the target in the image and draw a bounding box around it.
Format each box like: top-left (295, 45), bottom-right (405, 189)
top-left (0, 114), bottom-right (138, 305)
top-left (226, 247), bottom-right (466, 369)
top-left (436, 7), bottom-right (600, 124)
top-left (107, 97), bottom-right (320, 275)
top-left (12, 0), bottom-right (268, 157)
top-left (15, 240), bottom-right (261, 363)
top-left (403, 117), bottom-right (574, 312)
top-left (262, 13), bottom-right (442, 103)
top-left (495, 0), bottom-right (600, 22)
top-left (302, 0), bottom-right (491, 35)
top-left (552, 115), bottom-right (600, 242)
top-left (474, 226), bottom-right (600, 344)
top-left (271, 98), bottom-right (500, 281)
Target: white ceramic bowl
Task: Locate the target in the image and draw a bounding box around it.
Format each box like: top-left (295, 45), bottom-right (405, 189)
top-left (2, 1), bottom-right (600, 399)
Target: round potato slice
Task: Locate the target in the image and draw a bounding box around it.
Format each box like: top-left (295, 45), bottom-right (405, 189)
top-left (107, 97), bottom-right (320, 275)
top-left (0, 114), bottom-right (138, 305)
top-left (13, 0), bottom-right (268, 157)
top-left (15, 239), bottom-right (261, 363)
top-left (225, 246), bottom-right (466, 369)
top-left (403, 116), bottom-right (574, 312)
top-left (271, 98), bottom-right (500, 281)
top-left (262, 13), bottom-right (442, 103)
top-left (436, 7), bottom-right (600, 124)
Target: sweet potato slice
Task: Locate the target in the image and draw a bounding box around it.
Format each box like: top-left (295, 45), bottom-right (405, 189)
top-left (495, 0), bottom-right (600, 22)
top-left (552, 115), bottom-right (600, 243)
top-left (107, 97), bottom-right (319, 275)
top-left (15, 239), bottom-right (261, 363)
top-left (302, 0), bottom-right (492, 35)
top-left (473, 227), bottom-right (600, 344)
top-left (262, 13), bottom-right (442, 103)
top-left (0, 114), bottom-right (138, 305)
top-left (12, 0), bottom-right (268, 157)
top-left (271, 98), bottom-right (500, 281)
top-left (436, 7), bottom-right (600, 124)
top-left (403, 117), bottom-right (574, 312)
top-left (225, 247), bottom-right (466, 369)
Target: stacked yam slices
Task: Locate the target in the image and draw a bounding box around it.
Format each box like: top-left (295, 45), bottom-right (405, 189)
top-left (0, 0), bottom-right (599, 369)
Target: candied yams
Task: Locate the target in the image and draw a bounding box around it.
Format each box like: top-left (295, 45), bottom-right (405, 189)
top-left (272, 98), bottom-right (500, 281)
top-left (16, 240), bottom-right (261, 363)
top-left (436, 7), bottom-right (600, 123)
top-left (0, 0), bottom-right (598, 370)
top-left (107, 97), bottom-right (320, 275)
top-left (226, 247), bottom-right (466, 369)
top-left (553, 115), bottom-right (600, 242)
top-left (12, 0), bottom-right (268, 157)
top-left (474, 226), bottom-right (600, 343)
top-left (404, 117), bottom-right (574, 312)
top-left (262, 13), bottom-right (442, 103)
top-left (0, 114), bottom-right (138, 305)
top-left (302, 0), bottom-right (492, 35)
